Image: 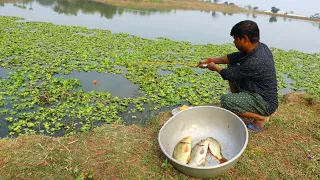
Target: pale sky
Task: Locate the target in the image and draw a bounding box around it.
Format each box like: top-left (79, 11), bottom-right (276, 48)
top-left (231, 0), bottom-right (319, 16)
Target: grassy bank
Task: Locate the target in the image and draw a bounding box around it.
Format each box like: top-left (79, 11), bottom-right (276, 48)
top-left (95, 0), bottom-right (320, 23)
top-left (0, 94), bottom-right (319, 180)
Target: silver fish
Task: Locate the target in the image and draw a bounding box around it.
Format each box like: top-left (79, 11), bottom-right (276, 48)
top-left (188, 139), bottom-right (210, 166)
top-left (206, 137), bottom-right (228, 164)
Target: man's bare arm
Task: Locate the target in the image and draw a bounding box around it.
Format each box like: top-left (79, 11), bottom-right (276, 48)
top-left (207, 56), bottom-right (230, 64)
top-left (198, 56), bottom-right (230, 66)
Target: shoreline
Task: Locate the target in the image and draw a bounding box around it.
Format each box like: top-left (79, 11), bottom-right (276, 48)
top-left (95, 0), bottom-right (320, 23)
top-left (1, 0), bottom-right (319, 23)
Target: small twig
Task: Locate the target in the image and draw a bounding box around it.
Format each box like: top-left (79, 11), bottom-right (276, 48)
top-left (13, 138), bottom-right (19, 147)
top-left (84, 156), bottom-right (90, 164)
top-left (38, 143), bottom-right (46, 151)
top-left (58, 140), bottom-right (70, 153)
top-left (67, 139), bottom-right (78, 145)
top-left (43, 154), bottom-right (48, 160)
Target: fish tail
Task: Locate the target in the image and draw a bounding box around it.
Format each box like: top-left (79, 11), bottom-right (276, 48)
top-left (219, 157), bottom-right (228, 164)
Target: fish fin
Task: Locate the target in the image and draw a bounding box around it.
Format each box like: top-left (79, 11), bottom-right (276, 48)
top-left (201, 161), bottom-right (206, 166)
top-left (187, 154), bottom-right (191, 164)
top-left (219, 157), bottom-right (228, 164)
top-left (200, 157), bottom-right (206, 166)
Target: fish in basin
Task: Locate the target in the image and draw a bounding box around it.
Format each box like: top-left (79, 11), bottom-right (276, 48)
top-left (172, 136), bottom-right (192, 164)
top-left (206, 137), bottom-right (228, 164)
top-left (188, 138), bottom-right (210, 166)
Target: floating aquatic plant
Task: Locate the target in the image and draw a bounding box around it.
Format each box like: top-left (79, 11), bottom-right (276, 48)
top-left (0, 15), bottom-right (319, 137)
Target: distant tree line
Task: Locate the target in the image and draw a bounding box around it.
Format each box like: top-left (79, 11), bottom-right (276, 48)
top-left (10, 0), bottom-right (171, 19)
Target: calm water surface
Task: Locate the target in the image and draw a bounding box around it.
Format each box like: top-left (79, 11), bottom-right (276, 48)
top-left (0, 0), bottom-right (319, 53)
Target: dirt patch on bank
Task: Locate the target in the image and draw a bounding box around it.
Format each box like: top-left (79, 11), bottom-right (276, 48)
top-left (96, 0), bottom-right (248, 13)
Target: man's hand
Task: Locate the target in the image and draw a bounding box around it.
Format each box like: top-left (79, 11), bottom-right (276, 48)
top-left (198, 63), bottom-right (208, 68)
top-left (197, 58), bottom-right (212, 68)
top-left (207, 62), bottom-right (222, 73)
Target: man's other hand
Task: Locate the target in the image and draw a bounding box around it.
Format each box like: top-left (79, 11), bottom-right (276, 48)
top-left (207, 62), bottom-right (222, 73)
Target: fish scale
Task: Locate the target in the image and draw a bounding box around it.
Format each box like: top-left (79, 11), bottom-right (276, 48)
top-left (172, 136), bottom-right (192, 164)
top-left (188, 139), bottom-right (210, 166)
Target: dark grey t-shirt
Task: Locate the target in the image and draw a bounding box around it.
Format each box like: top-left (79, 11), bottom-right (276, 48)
top-left (220, 42), bottom-right (278, 115)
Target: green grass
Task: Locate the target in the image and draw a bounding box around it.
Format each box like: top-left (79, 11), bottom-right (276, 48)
top-left (0, 100), bottom-right (319, 179)
top-left (149, 0), bottom-right (164, 3)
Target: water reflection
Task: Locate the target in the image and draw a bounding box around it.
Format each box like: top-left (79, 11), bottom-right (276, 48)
top-left (53, 70), bottom-right (141, 98)
top-left (221, 12), bottom-right (234, 16)
top-left (311, 22), bottom-right (320, 30)
top-left (4, 0), bottom-right (320, 31)
top-left (211, 11), bottom-right (218, 18)
top-left (211, 11), bottom-right (234, 18)
top-left (1, 0), bottom-right (320, 53)
top-left (7, 0), bottom-right (171, 19)
top-left (252, 13), bottom-right (257, 19)
top-left (269, 15), bottom-right (277, 23)
top-left (210, 10), bottom-right (320, 31)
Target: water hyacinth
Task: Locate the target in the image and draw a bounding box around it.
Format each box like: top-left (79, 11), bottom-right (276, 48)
top-left (0, 15), bottom-right (319, 137)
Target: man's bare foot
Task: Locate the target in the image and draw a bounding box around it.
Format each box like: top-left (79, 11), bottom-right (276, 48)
top-left (252, 120), bottom-right (264, 129)
top-left (255, 116), bottom-right (270, 122)
top-left (252, 116), bottom-right (269, 128)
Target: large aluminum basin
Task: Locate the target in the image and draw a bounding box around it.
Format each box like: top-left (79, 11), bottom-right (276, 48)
top-left (158, 106), bottom-right (248, 178)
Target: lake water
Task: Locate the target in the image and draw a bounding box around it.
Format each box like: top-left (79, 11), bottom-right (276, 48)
top-left (0, 0), bottom-right (319, 54)
top-left (53, 70), bottom-right (141, 99)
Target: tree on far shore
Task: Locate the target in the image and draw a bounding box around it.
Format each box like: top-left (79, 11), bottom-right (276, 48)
top-left (271, 7), bottom-right (280, 13)
top-left (244, 5), bottom-right (252, 10)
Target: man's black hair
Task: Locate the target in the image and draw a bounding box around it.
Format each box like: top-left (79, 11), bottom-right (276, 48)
top-left (230, 20), bottom-right (260, 43)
